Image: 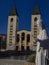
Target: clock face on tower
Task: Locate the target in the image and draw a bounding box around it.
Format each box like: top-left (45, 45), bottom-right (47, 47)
top-left (34, 17), bottom-right (38, 21)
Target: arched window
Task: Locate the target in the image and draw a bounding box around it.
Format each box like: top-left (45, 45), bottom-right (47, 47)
top-left (0, 37), bottom-right (2, 49)
top-left (34, 17), bottom-right (38, 21)
top-left (27, 34), bottom-right (30, 42)
top-left (21, 32), bottom-right (25, 41)
top-left (11, 18), bottom-right (13, 22)
top-left (17, 34), bottom-right (20, 42)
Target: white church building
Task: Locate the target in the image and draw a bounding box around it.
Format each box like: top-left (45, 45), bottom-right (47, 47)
top-left (6, 3), bottom-right (49, 53)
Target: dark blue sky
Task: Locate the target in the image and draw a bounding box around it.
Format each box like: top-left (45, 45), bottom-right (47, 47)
top-left (0, 0), bottom-right (49, 34)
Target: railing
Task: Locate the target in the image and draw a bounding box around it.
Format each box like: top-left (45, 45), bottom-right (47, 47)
top-left (0, 59), bottom-right (35, 65)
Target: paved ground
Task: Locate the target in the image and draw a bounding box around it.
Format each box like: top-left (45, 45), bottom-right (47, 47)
top-left (0, 59), bottom-right (35, 65)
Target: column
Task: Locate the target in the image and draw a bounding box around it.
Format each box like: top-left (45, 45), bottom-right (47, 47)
top-left (24, 33), bottom-right (27, 50)
top-left (19, 34), bottom-right (21, 51)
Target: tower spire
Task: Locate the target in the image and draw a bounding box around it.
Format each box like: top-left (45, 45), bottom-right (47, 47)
top-left (9, 0), bottom-right (18, 16)
top-left (32, 0), bottom-right (40, 15)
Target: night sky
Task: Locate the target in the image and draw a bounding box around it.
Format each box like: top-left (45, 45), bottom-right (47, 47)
top-left (0, 0), bottom-right (49, 34)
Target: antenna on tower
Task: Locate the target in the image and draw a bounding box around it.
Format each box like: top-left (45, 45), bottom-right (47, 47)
top-left (14, 0), bottom-right (16, 6)
top-left (36, 0), bottom-right (38, 4)
top-left (13, 0), bottom-right (16, 6)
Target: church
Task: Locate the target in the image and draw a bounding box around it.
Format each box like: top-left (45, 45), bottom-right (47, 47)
top-left (6, 3), bottom-right (48, 51)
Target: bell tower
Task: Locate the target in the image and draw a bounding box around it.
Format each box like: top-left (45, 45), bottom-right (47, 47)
top-left (31, 3), bottom-right (41, 51)
top-left (7, 6), bottom-right (18, 50)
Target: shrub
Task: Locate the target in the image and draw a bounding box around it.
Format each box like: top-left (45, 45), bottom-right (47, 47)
top-left (27, 53), bottom-right (36, 63)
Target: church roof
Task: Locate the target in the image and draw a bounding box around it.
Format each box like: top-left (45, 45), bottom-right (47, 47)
top-left (33, 4), bottom-right (40, 15)
top-left (9, 6), bottom-right (18, 16)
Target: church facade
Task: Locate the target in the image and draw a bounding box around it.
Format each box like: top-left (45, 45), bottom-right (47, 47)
top-left (16, 30), bottom-right (31, 51)
top-left (6, 3), bottom-right (45, 51)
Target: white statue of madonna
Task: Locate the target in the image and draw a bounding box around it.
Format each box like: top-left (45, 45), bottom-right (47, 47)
top-left (36, 19), bottom-right (48, 65)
